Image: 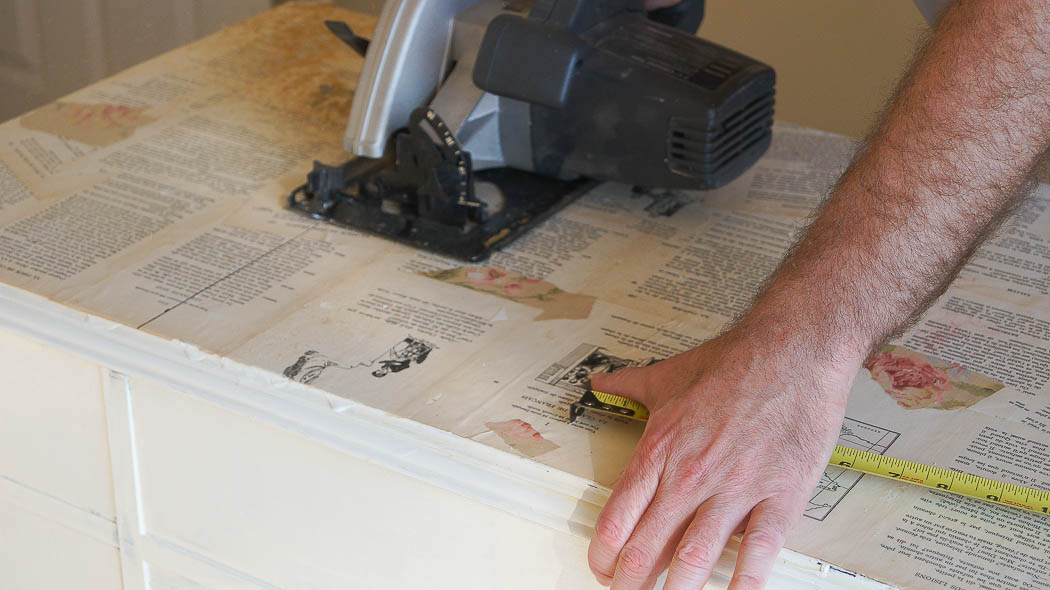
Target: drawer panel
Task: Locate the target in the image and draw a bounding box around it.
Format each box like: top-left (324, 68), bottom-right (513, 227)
top-left (128, 376), bottom-right (602, 589)
top-left (0, 327), bottom-right (115, 519)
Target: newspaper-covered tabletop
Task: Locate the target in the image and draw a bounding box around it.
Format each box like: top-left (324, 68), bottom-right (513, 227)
top-left (2, 3), bottom-right (1048, 588)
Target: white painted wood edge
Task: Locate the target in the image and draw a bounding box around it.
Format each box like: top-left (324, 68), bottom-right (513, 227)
top-left (101, 369), bottom-right (149, 590)
top-left (0, 284), bottom-right (606, 529)
top-left (0, 283), bottom-right (894, 589)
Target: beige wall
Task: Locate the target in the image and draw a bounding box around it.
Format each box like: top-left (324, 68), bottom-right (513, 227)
top-left (337, 0), bottom-right (929, 139)
top-left (0, 0), bottom-right (271, 122)
top-left (699, 1), bottom-right (928, 139)
top-left (4, 0), bottom-right (929, 138)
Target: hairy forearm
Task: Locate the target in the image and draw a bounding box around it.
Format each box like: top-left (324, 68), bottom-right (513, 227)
top-left (742, 0), bottom-right (1050, 367)
top-left (580, 7), bottom-right (1050, 587)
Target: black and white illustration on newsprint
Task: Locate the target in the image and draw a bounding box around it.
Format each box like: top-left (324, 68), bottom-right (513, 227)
top-left (283, 336), bottom-right (436, 384)
top-left (806, 418), bottom-right (900, 521)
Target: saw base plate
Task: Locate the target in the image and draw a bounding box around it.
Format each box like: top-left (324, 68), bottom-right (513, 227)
top-left (288, 164), bottom-right (595, 262)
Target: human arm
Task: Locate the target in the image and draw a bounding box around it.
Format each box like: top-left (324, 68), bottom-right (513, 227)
top-left (588, 2), bottom-right (1050, 589)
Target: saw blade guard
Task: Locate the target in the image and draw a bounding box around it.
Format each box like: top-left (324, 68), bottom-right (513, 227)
top-left (344, 0), bottom-right (484, 158)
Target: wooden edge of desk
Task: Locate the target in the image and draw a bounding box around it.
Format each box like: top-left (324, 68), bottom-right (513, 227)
top-left (0, 283), bottom-right (894, 590)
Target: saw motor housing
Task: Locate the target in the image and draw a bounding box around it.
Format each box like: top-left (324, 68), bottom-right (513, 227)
top-left (288, 0), bottom-right (775, 260)
top-left (472, 1), bottom-right (774, 188)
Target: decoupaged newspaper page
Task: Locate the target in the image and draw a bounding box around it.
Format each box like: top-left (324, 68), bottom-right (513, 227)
top-left (1, 3), bottom-right (1048, 588)
top-left (0, 4), bottom-right (373, 348)
top-left (786, 193), bottom-right (1050, 590)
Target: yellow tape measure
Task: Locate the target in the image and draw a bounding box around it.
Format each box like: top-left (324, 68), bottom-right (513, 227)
top-left (830, 445), bottom-right (1050, 516)
top-left (569, 389), bottom-right (650, 422)
top-left (571, 390), bottom-right (1050, 516)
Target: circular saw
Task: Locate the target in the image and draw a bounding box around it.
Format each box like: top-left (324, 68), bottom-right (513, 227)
top-left (289, 0), bottom-right (775, 261)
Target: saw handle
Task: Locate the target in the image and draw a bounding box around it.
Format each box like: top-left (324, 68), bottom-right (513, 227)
top-left (532, 0), bottom-right (704, 34)
top-left (647, 0), bottom-right (704, 33)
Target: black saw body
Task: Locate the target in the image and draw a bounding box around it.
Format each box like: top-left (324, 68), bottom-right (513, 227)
top-left (288, 0), bottom-right (775, 261)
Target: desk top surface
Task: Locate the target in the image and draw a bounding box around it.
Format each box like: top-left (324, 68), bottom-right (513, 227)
top-left (2, 4), bottom-right (1049, 588)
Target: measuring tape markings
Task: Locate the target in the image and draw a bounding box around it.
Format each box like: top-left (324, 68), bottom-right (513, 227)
top-left (573, 390), bottom-right (1050, 516)
top-left (830, 445), bottom-right (1050, 516)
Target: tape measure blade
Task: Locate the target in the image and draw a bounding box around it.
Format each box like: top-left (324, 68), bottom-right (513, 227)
top-left (571, 401), bottom-right (1049, 516)
top-left (589, 390), bottom-right (650, 421)
top-left (830, 445), bottom-right (1050, 516)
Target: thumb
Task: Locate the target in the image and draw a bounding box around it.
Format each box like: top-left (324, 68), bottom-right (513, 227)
top-left (590, 365), bottom-right (652, 407)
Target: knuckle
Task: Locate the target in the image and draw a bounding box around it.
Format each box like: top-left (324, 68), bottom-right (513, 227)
top-left (731, 572), bottom-right (767, 590)
top-left (617, 543), bottom-right (656, 578)
top-left (675, 539), bottom-right (720, 572)
top-left (666, 452), bottom-right (718, 496)
top-left (675, 456), bottom-right (708, 489)
top-left (743, 526), bottom-right (786, 555)
top-left (641, 426), bottom-right (675, 458)
top-left (593, 516), bottom-right (629, 548)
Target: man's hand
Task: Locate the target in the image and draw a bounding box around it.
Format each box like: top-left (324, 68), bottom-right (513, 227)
top-left (587, 1), bottom-right (1050, 588)
top-left (588, 324), bottom-right (854, 589)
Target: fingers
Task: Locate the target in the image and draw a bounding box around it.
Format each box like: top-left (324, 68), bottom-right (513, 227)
top-left (663, 496), bottom-right (749, 590)
top-left (591, 366), bottom-right (652, 407)
top-left (607, 489), bottom-right (707, 590)
top-left (589, 450), bottom-right (662, 585)
top-left (728, 499), bottom-right (796, 590)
